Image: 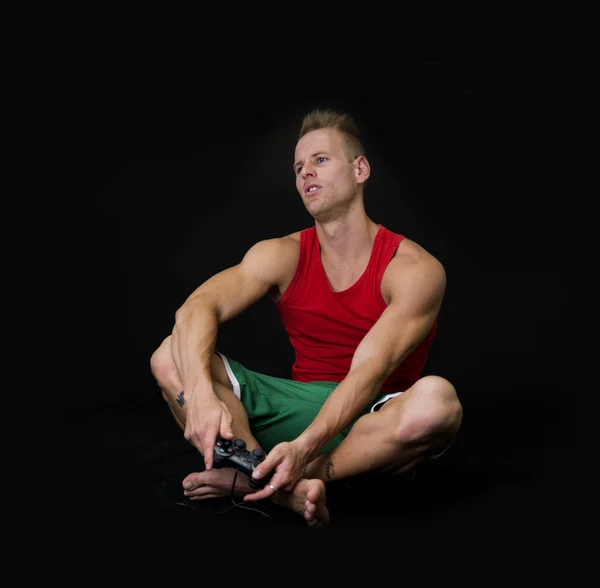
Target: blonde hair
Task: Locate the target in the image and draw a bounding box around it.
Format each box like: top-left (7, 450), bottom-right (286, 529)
top-left (299, 109), bottom-right (365, 162)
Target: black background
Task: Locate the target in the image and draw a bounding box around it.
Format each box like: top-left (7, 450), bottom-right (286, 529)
top-left (9, 29), bottom-right (595, 584)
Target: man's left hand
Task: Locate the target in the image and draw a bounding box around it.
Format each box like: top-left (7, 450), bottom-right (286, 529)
top-left (243, 440), bottom-right (308, 502)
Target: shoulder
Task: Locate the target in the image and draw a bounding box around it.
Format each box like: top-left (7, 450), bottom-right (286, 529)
top-left (392, 237), bottom-right (443, 270)
top-left (381, 238), bottom-right (446, 305)
top-left (240, 230), bottom-right (304, 285)
top-left (282, 230), bottom-right (303, 244)
top-left (258, 229), bottom-right (304, 255)
top-left (243, 233), bottom-right (299, 266)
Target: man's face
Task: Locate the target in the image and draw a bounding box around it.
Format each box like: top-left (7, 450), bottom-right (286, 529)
top-left (293, 128), bottom-right (361, 222)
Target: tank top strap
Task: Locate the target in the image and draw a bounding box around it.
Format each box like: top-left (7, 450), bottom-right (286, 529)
top-left (373, 226), bottom-right (405, 306)
top-left (275, 226), bottom-right (317, 308)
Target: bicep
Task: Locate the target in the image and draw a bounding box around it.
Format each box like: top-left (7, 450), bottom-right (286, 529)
top-left (179, 239), bottom-right (291, 322)
top-left (350, 256), bottom-right (446, 377)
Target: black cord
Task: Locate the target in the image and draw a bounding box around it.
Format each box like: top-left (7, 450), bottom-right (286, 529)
top-left (212, 467), bottom-right (272, 518)
top-left (163, 502), bottom-right (199, 512)
top-left (162, 467), bottom-right (272, 519)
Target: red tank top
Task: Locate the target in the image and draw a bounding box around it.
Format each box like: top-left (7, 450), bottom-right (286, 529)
top-left (275, 225), bottom-right (436, 393)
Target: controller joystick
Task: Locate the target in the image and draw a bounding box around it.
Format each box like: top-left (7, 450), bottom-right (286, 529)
top-left (213, 436), bottom-right (273, 490)
top-left (251, 448), bottom-right (265, 461)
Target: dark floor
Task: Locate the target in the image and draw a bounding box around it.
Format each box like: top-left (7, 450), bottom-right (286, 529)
top-left (30, 387), bottom-right (585, 586)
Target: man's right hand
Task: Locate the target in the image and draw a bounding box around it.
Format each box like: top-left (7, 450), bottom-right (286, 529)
top-left (183, 393), bottom-right (234, 471)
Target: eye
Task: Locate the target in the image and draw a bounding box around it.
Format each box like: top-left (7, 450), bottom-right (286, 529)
top-left (316, 156), bottom-right (327, 164)
top-left (296, 166), bottom-right (302, 175)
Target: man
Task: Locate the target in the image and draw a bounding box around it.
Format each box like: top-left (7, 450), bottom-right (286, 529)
top-left (150, 109), bottom-right (463, 527)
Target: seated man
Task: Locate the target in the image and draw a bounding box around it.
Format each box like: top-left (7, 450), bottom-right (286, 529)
top-left (150, 109), bottom-right (463, 527)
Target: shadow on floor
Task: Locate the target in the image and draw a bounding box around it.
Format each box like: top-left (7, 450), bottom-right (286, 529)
top-left (29, 394), bottom-right (581, 584)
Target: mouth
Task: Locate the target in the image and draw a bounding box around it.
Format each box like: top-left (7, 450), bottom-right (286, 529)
top-left (304, 183), bottom-right (322, 196)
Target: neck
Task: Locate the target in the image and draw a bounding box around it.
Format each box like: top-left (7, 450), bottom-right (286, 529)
top-left (314, 205), bottom-right (379, 263)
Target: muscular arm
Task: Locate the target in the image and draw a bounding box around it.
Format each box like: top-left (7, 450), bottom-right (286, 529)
top-left (294, 248), bottom-right (447, 462)
top-left (171, 239), bottom-right (295, 398)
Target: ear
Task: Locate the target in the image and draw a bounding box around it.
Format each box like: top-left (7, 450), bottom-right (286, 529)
top-left (353, 155), bottom-right (370, 184)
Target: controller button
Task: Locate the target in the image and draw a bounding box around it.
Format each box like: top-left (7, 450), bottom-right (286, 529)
top-left (234, 439), bottom-right (246, 451)
top-left (251, 448), bottom-right (265, 461)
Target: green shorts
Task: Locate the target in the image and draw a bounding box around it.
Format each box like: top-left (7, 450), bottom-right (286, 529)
top-left (216, 352), bottom-right (403, 454)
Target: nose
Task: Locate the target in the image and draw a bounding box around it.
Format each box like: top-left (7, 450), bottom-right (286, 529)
top-left (300, 163), bottom-right (316, 179)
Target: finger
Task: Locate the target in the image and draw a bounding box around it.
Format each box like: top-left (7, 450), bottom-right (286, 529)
top-left (203, 430), bottom-right (218, 471)
top-left (251, 451), bottom-right (282, 481)
top-left (265, 470), bottom-right (291, 494)
top-left (220, 410), bottom-right (234, 439)
top-left (193, 438), bottom-right (206, 456)
top-left (245, 464), bottom-right (291, 502)
top-left (243, 483), bottom-right (276, 502)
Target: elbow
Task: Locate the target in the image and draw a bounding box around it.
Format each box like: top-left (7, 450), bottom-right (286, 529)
top-left (173, 308), bottom-right (185, 329)
top-left (174, 303), bottom-right (193, 326)
top-left (174, 296), bottom-right (200, 325)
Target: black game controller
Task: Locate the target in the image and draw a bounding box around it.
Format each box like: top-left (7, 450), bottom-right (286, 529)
top-left (213, 437), bottom-right (274, 490)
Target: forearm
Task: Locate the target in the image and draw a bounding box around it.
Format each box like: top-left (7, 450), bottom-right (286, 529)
top-left (295, 333), bottom-right (420, 461)
top-left (172, 295), bottom-right (219, 397)
top-left (295, 361), bottom-right (386, 462)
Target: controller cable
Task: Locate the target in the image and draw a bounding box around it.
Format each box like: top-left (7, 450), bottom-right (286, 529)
top-left (163, 467), bottom-right (273, 519)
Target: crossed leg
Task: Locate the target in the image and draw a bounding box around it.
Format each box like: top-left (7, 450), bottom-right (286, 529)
top-left (150, 336), bottom-right (463, 525)
top-left (303, 376), bottom-right (463, 483)
top-left (150, 336), bottom-right (329, 526)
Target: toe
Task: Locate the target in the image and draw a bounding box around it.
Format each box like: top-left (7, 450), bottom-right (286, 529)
top-left (306, 481), bottom-right (321, 503)
top-left (183, 473), bottom-right (201, 490)
top-left (182, 471), bottom-right (214, 490)
top-left (305, 500), bottom-right (316, 514)
top-left (190, 492), bottom-right (218, 500)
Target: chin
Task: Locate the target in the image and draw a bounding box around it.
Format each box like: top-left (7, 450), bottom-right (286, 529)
top-left (310, 207), bottom-right (342, 224)
top-left (305, 201), bottom-right (326, 216)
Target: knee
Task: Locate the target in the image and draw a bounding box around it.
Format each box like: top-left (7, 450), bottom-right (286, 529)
top-left (149, 339), bottom-right (166, 382)
top-left (150, 336), bottom-right (179, 395)
top-left (396, 376), bottom-right (463, 445)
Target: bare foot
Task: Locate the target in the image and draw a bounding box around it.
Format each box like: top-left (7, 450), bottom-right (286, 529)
top-left (182, 468), bottom-right (253, 500)
top-left (182, 470), bottom-right (329, 527)
top-left (273, 478), bottom-right (330, 527)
